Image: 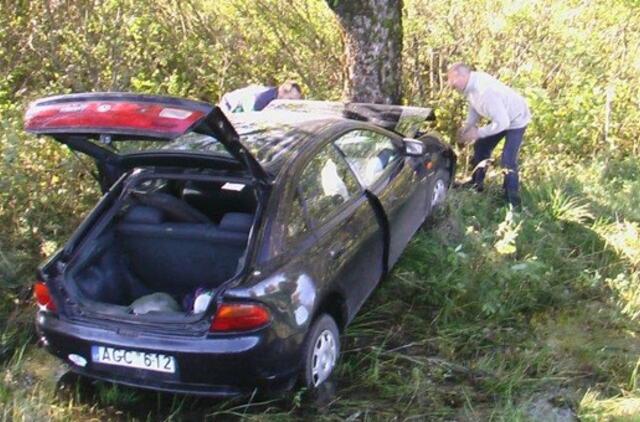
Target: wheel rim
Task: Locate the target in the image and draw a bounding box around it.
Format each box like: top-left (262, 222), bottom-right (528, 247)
top-left (311, 329), bottom-right (337, 387)
top-left (431, 179), bottom-right (447, 207)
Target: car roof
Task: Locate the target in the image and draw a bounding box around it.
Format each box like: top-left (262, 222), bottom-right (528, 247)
top-left (229, 110), bottom-right (349, 175)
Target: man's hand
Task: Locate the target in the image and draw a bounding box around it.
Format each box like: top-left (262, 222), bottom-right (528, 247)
top-left (456, 126), bottom-right (479, 147)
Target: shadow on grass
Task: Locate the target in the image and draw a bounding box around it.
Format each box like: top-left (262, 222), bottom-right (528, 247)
top-left (51, 369), bottom-right (343, 420)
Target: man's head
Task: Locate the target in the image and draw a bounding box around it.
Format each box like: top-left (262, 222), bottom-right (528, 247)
top-left (277, 81), bottom-right (303, 100)
top-left (447, 63), bottom-right (472, 93)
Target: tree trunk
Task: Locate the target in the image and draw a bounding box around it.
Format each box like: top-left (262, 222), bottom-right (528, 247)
top-left (328, 0), bottom-right (403, 104)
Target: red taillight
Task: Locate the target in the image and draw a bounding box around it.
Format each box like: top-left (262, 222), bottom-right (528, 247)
top-left (34, 281), bottom-right (57, 312)
top-left (210, 303), bottom-right (270, 332)
top-left (25, 101), bottom-right (205, 136)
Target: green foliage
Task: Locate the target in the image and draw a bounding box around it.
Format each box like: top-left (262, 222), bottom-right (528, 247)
top-left (1, 0), bottom-right (640, 419)
top-left (405, 0), bottom-right (640, 157)
top-left (0, 0), bottom-right (342, 103)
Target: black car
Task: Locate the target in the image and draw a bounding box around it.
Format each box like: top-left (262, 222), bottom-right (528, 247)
top-left (27, 93), bottom-right (455, 396)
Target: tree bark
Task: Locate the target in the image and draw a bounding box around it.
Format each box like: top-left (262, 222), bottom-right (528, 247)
top-left (328, 0), bottom-right (403, 104)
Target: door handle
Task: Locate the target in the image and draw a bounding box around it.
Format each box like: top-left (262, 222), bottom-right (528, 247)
top-left (330, 247), bottom-right (346, 260)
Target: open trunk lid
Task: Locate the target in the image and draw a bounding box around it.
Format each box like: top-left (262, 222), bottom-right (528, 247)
top-left (24, 92), bottom-right (270, 185)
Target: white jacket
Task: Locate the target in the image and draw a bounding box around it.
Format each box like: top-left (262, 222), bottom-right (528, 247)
top-left (464, 71), bottom-right (532, 138)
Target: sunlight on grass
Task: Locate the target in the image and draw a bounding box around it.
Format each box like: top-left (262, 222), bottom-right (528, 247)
top-left (599, 221), bottom-right (640, 268)
top-left (580, 390), bottom-right (640, 421)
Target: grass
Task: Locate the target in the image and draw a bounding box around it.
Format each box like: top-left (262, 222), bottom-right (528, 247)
top-left (1, 152), bottom-right (640, 420)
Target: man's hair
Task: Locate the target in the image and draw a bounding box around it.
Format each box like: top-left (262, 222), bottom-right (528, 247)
top-left (278, 81), bottom-right (302, 96)
top-left (448, 63), bottom-right (471, 76)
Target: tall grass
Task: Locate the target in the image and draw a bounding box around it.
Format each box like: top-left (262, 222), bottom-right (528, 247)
top-left (1, 0), bottom-right (640, 419)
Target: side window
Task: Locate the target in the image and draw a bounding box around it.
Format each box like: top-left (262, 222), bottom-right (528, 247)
top-left (298, 144), bottom-right (360, 225)
top-left (334, 130), bottom-right (400, 187)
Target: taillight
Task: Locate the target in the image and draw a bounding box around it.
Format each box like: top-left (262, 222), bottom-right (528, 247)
top-left (34, 281), bottom-right (57, 312)
top-left (210, 303), bottom-right (270, 332)
top-left (25, 100), bottom-right (206, 137)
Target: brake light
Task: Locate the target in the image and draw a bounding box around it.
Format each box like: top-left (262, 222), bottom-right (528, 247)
top-left (25, 101), bottom-right (205, 136)
top-left (34, 281), bottom-right (57, 312)
top-left (210, 303), bottom-right (270, 332)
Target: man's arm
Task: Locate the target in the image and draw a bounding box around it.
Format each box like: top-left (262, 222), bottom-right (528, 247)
top-left (477, 92), bottom-right (510, 138)
top-left (464, 106), bottom-right (480, 130)
top-left (457, 106), bottom-right (480, 146)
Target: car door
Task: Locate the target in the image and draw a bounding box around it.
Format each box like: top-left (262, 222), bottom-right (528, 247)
top-left (296, 142), bottom-right (385, 320)
top-left (334, 129), bottom-right (429, 267)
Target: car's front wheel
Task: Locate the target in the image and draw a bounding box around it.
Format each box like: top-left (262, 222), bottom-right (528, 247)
top-left (428, 168), bottom-right (450, 213)
top-left (301, 314), bottom-right (340, 389)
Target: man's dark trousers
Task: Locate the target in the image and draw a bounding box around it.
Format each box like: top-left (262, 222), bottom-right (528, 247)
top-left (471, 127), bottom-right (526, 195)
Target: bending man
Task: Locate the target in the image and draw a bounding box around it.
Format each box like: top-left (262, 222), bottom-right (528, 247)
top-left (447, 63), bottom-right (531, 207)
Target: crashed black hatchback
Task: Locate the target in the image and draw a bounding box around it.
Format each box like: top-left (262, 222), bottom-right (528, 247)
top-left (27, 93), bottom-right (455, 396)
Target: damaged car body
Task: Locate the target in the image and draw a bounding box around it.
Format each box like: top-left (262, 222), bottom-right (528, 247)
top-left (27, 93), bottom-right (456, 396)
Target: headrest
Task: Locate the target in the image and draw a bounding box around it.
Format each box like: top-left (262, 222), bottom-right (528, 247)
top-left (377, 148), bottom-right (395, 167)
top-left (219, 213), bottom-right (253, 232)
top-left (182, 181), bottom-right (221, 198)
top-left (122, 206), bottom-right (164, 224)
top-left (130, 191), bottom-right (210, 224)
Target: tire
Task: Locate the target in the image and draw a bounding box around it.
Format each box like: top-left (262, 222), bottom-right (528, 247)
top-left (427, 168), bottom-right (451, 214)
top-left (300, 314), bottom-right (340, 389)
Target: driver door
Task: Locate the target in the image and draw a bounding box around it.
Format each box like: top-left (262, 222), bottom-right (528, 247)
top-left (334, 129), bottom-right (428, 266)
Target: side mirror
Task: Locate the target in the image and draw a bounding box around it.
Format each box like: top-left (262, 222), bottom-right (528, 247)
top-left (403, 138), bottom-right (426, 157)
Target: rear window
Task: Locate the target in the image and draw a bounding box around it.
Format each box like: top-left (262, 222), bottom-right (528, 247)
top-left (74, 125), bottom-right (304, 167)
top-left (85, 132), bottom-right (232, 157)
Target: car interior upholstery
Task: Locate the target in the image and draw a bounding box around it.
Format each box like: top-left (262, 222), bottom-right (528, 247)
top-left (67, 174), bottom-right (257, 312)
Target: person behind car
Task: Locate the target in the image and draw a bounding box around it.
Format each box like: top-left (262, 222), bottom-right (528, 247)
top-left (447, 63), bottom-right (531, 207)
top-left (219, 81), bottom-right (303, 113)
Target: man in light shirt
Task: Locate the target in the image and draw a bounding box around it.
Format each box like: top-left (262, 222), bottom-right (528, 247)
top-left (447, 63), bottom-right (531, 207)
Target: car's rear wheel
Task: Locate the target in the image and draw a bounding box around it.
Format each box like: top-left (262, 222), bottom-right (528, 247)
top-left (301, 314), bottom-right (340, 389)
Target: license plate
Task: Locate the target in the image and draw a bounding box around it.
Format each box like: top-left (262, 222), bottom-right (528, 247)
top-left (91, 346), bottom-right (176, 373)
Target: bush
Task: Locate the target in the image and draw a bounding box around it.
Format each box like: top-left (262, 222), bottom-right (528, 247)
top-left (1, 0), bottom-right (640, 418)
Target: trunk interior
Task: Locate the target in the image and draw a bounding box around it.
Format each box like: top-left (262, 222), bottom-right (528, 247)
top-left (65, 170), bottom-right (258, 317)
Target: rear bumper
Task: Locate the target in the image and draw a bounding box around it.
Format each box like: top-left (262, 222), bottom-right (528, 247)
top-left (36, 312), bottom-right (300, 397)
